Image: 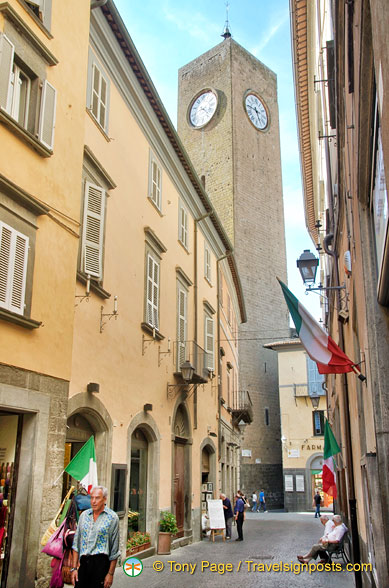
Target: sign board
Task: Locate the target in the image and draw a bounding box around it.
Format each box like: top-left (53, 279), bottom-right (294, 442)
top-left (255, 458), bottom-right (261, 464)
top-left (242, 449), bottom-right (252, 457)
top-left (296, 475), bottom-right (305, 492)
top-left (288, 449), bottom-right (300, 458)
top-left (207, 499), bottom-right (225, 530)
top-left (285, 475), bottom-right (293, 492)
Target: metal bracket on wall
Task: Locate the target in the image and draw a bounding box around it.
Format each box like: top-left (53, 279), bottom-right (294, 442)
top-left (167, 383), bottom-right (197, 400)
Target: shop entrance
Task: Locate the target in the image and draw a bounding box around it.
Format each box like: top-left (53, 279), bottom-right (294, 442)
top-left (310, 455), bottom-right (333, 508)
top-left (0, 412), bottom-right (22, 588)
top-left (63, 413), bottom-right (94, 497)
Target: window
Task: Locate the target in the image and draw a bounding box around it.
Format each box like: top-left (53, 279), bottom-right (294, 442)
top-left (313, 410), bottom-right (325, 436)
top-left (227, 293), bottom-right (231, 324)
top-left (204, 245), bottom-right (211, 283)
top-left (87, 51), bottom-right (110, 133)
top-left (0, 33), bottom-right (56, 151)
top-left (111, 464), bottom-right (127, 516)
top-left (23, 1), bottom-right (52, 30)
top-left (265, 408), bottom-right (270, 427)
top-left (227, 368), bottom-right (231, 407)
top-left (307, 356), bottom-right (325, 396)
top-left (81, 182), bottom-right (106, 280)
top-left (0, 221), bottom-right (28, 315)
top-left (179, 202), bottom-right (188, 249)
top-left (146, 253), bottom-right (159, 330)
top-left (177, 284), bottom-right (188, 370)
top-left (148, 152), bottom-right (162, 210)
top-left (205, 313), bottom-right (214, 370)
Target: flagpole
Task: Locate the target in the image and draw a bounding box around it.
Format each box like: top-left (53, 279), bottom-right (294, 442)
top-left (52, 468), bottom-right (66, 487)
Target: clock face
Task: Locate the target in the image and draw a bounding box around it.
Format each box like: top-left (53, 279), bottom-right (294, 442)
top-left (189, 90), bottom-right (218, 128)
top-left (245, 93), bottom-right (268, 130)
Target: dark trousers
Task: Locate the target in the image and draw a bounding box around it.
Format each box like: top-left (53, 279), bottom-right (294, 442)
top-left (236, 512), bottom-right (244, 540)
top-left (76, 554), bottom-right (110, 588)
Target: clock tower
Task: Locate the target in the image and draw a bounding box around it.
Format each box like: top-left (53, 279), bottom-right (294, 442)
top-left (177, 37), bottom-right (289, 506)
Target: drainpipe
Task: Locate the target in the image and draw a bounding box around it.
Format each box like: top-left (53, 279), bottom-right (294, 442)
top-left (216, 252), bottom-right (232, 466)
top-left (323, 234), bottom-right (361, 587)
top-left (193, 211), bottom-right (212, 430)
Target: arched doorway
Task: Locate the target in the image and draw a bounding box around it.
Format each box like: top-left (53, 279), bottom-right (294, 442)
top-left (172, 404), bottom-right (191, 539)
top-left (309, 454), bottom-right (333, 508)
top-left (129, 428), bottom-right (148, 534)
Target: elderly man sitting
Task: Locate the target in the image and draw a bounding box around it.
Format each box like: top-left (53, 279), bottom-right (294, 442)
top-left (297, 514), bottom-right (347, 563)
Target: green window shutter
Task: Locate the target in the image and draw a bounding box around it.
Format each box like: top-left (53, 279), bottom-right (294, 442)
top-left (0, 34), bottom-right (14, 111)
top-left (82, 182), bottom-right (105, 279)
top-left (38, 80), bottom-right (57, 149)
top-left (0, 222), bottom-right (28, 315)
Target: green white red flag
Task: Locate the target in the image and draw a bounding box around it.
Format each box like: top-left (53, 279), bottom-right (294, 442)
top-left (278, 279), bottom-right (359, 375)
top-left (322, 419), bottom-right (341, 498)
top-left (64, 436), bottom-right (97, 493)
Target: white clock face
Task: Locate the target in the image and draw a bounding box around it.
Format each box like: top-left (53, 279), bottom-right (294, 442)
top-left (245, 94), bottom-right (268, 130)
top-left (190, 91), bottom-right (218, 128)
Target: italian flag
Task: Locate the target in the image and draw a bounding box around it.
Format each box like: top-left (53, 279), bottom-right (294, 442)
top-left (278, 279), bottom-right (358, 375)
top-left (322, 419), bottom-right (341, 498)
top-left (64, 436), bottom-right (98, 493)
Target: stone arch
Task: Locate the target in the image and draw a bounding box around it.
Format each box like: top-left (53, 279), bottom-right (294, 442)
top-left (125, 412), bottom-right (160, 550)
top-left (66, 392), bottom-right (113, 488)
top-left (305, 451), bottom-right (324, 510)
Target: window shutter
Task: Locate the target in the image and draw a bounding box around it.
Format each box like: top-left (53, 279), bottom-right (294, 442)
top-left (180, 206), bottom-right (188, 248)
top-left (0, 34), bottom-right (14, 111)
top-left (0, 222), bottom-right (28, 315)
top-left (205, 316), bottom-right (214, 369)
top-left (82, 182), bottom-right (105, 279)
top-left (177, 287), bottom-right (187, 368)
top-left (146, 253), bottom-right (159, 329)
top-left (38, 80), bottom-right (56, 149)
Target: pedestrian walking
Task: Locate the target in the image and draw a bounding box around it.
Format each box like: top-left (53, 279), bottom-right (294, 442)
top-left (258, 488), bottom-right (267, 512)
top-left (234, 493), bottom-right (245, 541)
top-left (71, 486), bottom-right (120, 588)
top-left (313, 489), bottom-right (322, 518)
top-left (220, 493), bottom-right (233, 540)
top-left (251, 492), bottom-right (258, 512)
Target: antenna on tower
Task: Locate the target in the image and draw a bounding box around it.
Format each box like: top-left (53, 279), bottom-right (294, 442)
top-left (221, 1), bottom-right (232, 39)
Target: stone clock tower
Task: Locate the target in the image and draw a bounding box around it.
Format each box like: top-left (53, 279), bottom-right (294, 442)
top-left (177, 36), bottom-right (289, 506)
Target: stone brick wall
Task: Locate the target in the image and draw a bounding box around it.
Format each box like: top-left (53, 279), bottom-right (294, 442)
top-left (239, 463), bottom-right (284, 509)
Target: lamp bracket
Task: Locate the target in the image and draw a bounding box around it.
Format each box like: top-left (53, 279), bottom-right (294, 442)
top-left (142, 331), bottom-right (157, 355)
top-left (75, 293), bottom-right (90, 307)
top-left (305, 283), bottom-right (346, 292)
top-left (167, 382), bottom-right (197, 400)
top-left (100, 304), bottom-right (118, 333)
top-left (158, 338), bottom-right (171, 366)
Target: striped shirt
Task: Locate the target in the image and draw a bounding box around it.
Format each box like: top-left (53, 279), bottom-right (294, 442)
top-left (73, 506), bottom-right (120, 561)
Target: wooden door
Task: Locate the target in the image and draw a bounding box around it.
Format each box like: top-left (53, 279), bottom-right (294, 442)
top-left (174, 443), bottom-right (185, 538)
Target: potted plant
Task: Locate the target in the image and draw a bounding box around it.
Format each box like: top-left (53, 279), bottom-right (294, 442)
top-left (157, 511), bottom-right (178, 555)
top-left (126, 531), bottom-right (151, 556)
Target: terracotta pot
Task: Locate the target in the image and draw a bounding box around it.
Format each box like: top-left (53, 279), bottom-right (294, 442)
top-left (157, 532), bottom-right (171, 555)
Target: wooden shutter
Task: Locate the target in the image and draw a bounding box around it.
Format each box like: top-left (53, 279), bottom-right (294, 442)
top-left (0, 222), bottom-right (28, 315)
top-left (146, 253), bottom-right (159, 329)
top-left (82, 182), bottom-right (105, 279)
top-left (180, 205), bottom-right (188, 248)
top-left (0, 34), bottom-right (14, 111)
top-left (205, 316), bottom-right (214, 369)
top-left (177, 287), bottom-right (187, 368)
top-left (38, 80), bottom-right (56, 149)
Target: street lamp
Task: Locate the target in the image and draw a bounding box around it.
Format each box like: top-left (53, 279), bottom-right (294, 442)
top-left (237, 420), bottom-right (247, 434)
top-left (310, 394), bottom-right (320, 410)
top-left (180, 360), bottom-right (195, 383)
top-left (297, 250), bottom-right (319, 284)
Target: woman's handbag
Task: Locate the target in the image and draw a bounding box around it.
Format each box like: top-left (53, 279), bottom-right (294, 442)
top-left (41, 520), bottom-right (65, 559)
top-left (41, 486), bottom-right (75, 546)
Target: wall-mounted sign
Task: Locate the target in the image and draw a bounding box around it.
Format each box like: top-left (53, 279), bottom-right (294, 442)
top-left (288, 449), bottom-right (300, 458)
top-left (255, 458), bottom-right (261, 464)
top-left (285, 475), bottom-right (293, 492)
top-left (296, 475), bottom-right (305, 492)
top-left (242, 449), bottom-right (252, 457)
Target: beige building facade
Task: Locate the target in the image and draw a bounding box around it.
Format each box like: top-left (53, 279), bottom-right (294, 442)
top-left (265, 338), bottom-right (328, 512)
top-left (290, 0), bottom-right (389, 585)
top-left (0, 1), bottom-right (247, 585)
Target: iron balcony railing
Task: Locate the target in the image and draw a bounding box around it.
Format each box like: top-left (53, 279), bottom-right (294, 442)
top-left (231, 390), bottom-right (253, 424)
top-left (174, 340), bottom-right (210, 384)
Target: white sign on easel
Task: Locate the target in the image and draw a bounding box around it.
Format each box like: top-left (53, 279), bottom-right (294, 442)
top-left (207, 499), bottom-right (225, 530)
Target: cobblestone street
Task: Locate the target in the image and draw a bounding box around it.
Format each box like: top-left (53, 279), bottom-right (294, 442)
top-left (113, 513), bottom-right (356, 588)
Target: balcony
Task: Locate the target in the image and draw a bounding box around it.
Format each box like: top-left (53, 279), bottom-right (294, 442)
top-left (231, 390), bottom-right (253, 424)
top-left (173, 340), bottom-right (210, 384)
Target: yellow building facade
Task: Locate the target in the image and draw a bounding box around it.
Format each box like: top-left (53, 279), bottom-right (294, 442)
top-left (0, 1), bottom-right (246, 585)
top-left (265, 338), bottom-right (327, 512)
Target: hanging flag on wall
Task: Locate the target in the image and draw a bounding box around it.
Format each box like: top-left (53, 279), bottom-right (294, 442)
top-left (277, 278), bottom-right (363, 376)
top-left (64, 436), bottom-right (98, 493)
top-left (322, 419), bottom-right (341, 498)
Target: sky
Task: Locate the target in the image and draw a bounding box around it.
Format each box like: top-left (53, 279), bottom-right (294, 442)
top-left (114, 0), bottom-right (321, 321)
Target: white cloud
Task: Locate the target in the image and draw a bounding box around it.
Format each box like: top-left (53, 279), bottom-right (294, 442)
top-left (250, 12), bottom-right (289, 57)
top-left (162, 4), bottom-right (220, 44)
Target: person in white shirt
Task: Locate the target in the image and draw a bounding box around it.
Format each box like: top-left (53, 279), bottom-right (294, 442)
top-left (251, 492), bottom-right (258, 512)
top-left (297, 515), bottom-right (347, 563)
top-left (321, 514), bottom-right (335, 538)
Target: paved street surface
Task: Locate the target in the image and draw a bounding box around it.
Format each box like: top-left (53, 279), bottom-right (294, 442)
top-left (113, 512), bottom-right (355, 587)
